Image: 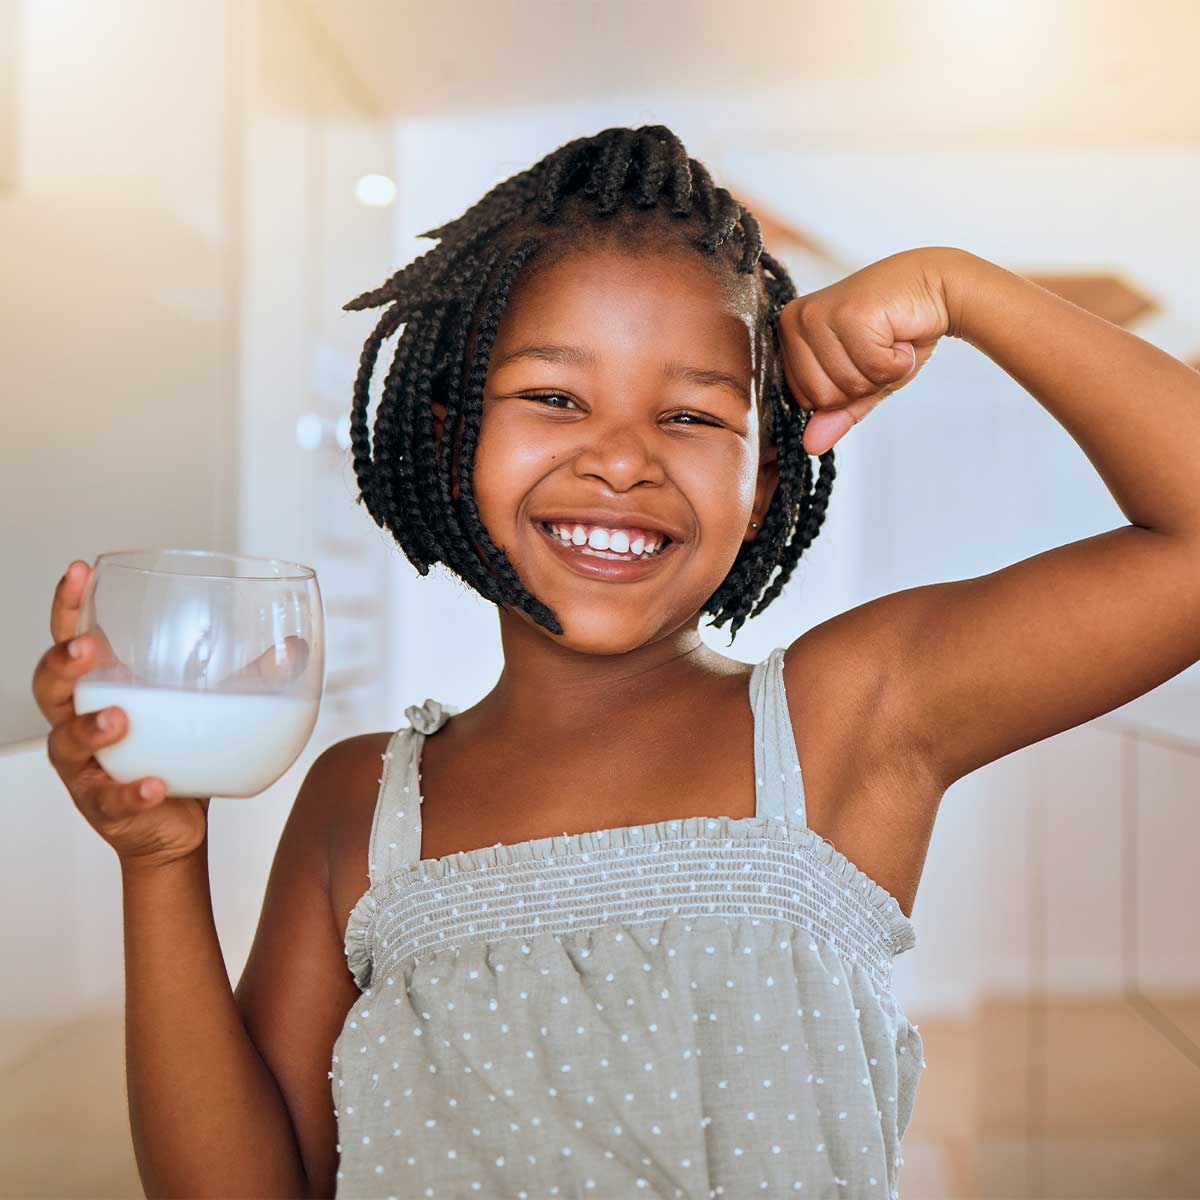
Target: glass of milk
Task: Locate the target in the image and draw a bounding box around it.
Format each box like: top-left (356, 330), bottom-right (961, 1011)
top-left (73, 549), bottom-right (325, 799)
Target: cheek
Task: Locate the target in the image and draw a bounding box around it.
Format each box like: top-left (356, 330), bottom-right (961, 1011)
top-left (471, 412), bottom-right (549, 525)
top-left (681, 442), bottom-right (760, 534)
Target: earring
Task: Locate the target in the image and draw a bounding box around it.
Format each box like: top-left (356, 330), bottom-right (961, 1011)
top-left (750, 522), bottom-right (759, 529)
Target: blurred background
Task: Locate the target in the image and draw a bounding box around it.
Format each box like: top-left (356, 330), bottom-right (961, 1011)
top-left (2, 0), bottom-right (1198, 1196)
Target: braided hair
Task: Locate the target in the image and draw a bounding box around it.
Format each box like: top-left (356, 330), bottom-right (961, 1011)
top-left (344, 124), bottom-right (836, 642)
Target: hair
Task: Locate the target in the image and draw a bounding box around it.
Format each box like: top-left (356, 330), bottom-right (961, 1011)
top-left (344, 124), bottom-right (836, 642)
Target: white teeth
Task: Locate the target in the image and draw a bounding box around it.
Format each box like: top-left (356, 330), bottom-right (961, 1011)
top-left (543, 522), bottom-right (666, 559)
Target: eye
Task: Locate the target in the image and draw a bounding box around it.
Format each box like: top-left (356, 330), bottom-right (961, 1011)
top-left (521, 392), bottom-right (719, 427)
top-left (522, 391), bottom-right (578, 410)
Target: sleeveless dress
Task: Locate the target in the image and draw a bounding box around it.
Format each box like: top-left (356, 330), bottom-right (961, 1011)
top-left (330, 646), bottom-right (925, 1199)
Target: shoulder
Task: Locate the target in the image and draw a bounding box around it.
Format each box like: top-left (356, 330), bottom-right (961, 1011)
top-left (303, 731), bottom-right (395, 816)
top-left (283, 732), bottom-right (395, 892)
top-left (314, 729), bottom-right (397, 777)
top-left (308, 731), bottom-right (399, 939)
top-left (309, 729), bottom-right (396, 822)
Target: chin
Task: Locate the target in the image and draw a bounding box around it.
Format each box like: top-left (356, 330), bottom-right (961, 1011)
top-left (512, 582), bottom-right (715, 655)
top-left (530, 605), bottom-right (666, 654)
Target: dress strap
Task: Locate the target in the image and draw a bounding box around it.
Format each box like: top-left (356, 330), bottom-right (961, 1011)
top-left (747, 645), bottom-right (807, 827)
top-left (367, 698), bottom-right (456, 887)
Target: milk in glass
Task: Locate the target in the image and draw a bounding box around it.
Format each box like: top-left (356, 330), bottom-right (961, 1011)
top-left (75, 680), bottom-right (319, 798)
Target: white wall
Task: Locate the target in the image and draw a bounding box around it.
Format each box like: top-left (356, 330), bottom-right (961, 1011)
top-left (0, 0), bottom-right (240, 747)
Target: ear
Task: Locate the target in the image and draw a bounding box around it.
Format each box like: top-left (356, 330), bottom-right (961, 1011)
top-left (745, 445), bottom-right (779, 542)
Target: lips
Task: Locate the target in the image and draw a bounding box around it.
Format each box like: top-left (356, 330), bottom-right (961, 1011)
top-left (530, 518), bottom-right (681, 582)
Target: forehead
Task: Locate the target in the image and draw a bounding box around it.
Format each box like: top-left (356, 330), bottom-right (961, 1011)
top-left (497, 243), bottom-right (757, 357)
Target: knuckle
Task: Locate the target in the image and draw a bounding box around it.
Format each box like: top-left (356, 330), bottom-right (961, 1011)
top-left (47, 723), bottom-right (73, 768)
top-left (95, 788), bottom-right (128, 823)
top-left (795, 302), bottom-right (824, 332)
top-left (809, 381), bottom-right (841, 409)
top-left (828, 302), bottom-right (859, 328)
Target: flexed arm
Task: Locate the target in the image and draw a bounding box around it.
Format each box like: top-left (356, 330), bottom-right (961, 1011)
top-left (777, 246), bottom-right (1200, 788)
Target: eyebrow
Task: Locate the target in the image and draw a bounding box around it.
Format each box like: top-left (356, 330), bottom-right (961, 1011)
top-left (493, 342), bottom-right (750, 404)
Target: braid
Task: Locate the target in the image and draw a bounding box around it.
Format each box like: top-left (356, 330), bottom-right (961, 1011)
top-left (454, 238), bottom-right (560, 628)
top-left (700, 249), bottom-right (836, 637)
top-left (343, 124), bottom-right (836, 642)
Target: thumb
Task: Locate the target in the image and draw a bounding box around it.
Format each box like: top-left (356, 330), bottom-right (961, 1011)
top-left (803, 409), bottom-right (855, 456)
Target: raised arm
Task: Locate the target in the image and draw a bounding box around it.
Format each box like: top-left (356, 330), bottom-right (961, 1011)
top-left (775, 246), bottom-right (1200, 791)
top-left (898, 250), bottom-right (1200, 786)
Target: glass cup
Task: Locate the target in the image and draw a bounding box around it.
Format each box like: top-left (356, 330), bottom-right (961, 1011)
top-left (72, 549), bottom-right (325, 799)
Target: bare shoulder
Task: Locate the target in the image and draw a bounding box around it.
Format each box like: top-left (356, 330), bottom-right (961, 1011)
top-left (313, 729), bottom-right (394, 806)
top-left (294, 730), bottom-right (393, 884)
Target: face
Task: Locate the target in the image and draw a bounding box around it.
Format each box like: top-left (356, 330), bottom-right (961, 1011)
top-left (450, 243), bottom-right (778, 655)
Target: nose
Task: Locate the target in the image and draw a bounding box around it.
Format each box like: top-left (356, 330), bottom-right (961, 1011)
top-left (570, 423), bottom-right (666, 491)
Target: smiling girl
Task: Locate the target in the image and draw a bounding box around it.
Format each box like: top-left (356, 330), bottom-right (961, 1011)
top-left (35, 125), bottom-right (1200, 1198)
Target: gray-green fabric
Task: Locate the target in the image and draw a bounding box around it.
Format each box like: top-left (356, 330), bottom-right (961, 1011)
top-left (331, 646), bottom-right (925, 1199)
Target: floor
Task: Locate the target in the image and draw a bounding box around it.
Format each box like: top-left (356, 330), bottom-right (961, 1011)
top-left (901, 992), bottom-right (1200, 1199)
top-left (0, 995), bottom-right (1196, 1198)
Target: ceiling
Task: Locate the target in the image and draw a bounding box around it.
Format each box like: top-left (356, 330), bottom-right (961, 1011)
top-left (305, 0), bottom-right (1200, 145)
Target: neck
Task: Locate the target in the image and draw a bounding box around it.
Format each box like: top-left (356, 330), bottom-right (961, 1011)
top-left (477, 611), bottom-right (730, 737)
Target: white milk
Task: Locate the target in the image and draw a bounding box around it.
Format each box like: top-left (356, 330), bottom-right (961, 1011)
top-left (74, 681), bottom-right (319, 799)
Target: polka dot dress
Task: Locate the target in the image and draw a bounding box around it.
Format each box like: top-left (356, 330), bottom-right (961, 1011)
top-left (330, 647), bottom-right (925, 1199)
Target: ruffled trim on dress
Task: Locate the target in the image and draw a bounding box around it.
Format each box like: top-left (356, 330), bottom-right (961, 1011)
top-left (354, 812), bottom-right (916, 959)
top-left (344, 888), bottom-right (378, 990)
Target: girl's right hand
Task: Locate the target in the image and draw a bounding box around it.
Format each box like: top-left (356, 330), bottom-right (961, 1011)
top-left (31, 560), bottom-right (210, 870)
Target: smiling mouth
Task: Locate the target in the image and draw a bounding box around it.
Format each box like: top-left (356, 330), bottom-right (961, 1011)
top-left (531, 519), bottom-right (680, 577)
top-left (536, 521), bottom-right (673, 560)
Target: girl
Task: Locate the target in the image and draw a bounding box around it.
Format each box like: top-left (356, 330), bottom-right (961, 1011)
top-left (35, 125), bottom-right (1200, 1199)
